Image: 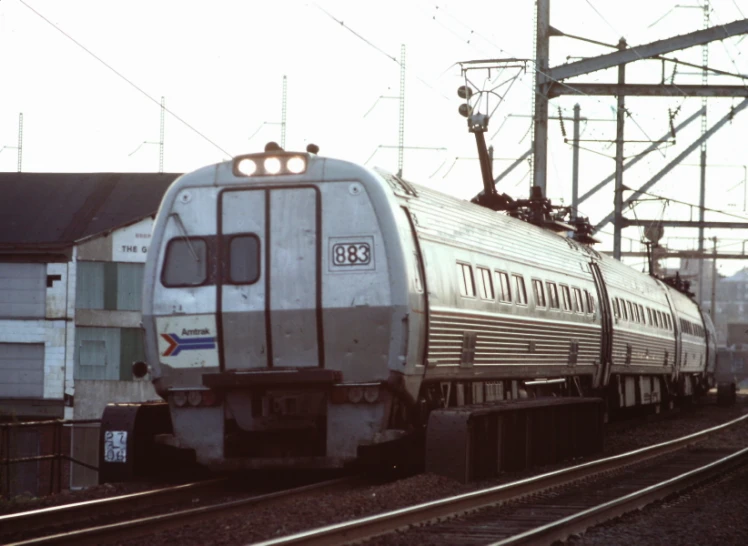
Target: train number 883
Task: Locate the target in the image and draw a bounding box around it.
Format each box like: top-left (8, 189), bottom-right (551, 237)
top-left (332, 242), bottom-right (371, 266)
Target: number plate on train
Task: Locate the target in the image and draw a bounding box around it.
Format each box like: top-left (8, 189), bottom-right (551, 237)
top-left (104, 431), bottom-right (128, 463)
top-left (329, 237), bottom-right (375, 271)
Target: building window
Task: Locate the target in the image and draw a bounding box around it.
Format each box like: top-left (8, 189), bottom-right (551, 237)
top-left (547, 282), bottom-right (559, 309)
top-left (476, 267), bottom-right (494, 300)
top-left (162, 238), bottom-right (208, 287)
top-left (514, 275), bottom-right (528, 305)
top-left (0, 263), bottom-right (46, 319)
top-left (228, 235), bottom-right (261, 284)
top-left (496, 271), bottom-right (511, 302)
top-left (457, 263), bottom-right (476, 297)
top-left (76, 262), bottom-right (144, 311)
top-left (532, 279), bottom-right (546, 308)
top-left (79, 340), bottom-right (107, 367)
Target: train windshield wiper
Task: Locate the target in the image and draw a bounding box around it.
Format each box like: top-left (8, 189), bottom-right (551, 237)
top-left (170, 212), bottom-right (199, 262)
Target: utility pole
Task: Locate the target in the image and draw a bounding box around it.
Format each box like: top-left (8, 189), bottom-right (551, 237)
top-left (532, 0), bottom-right (550, 194)
top-left (697, 1), bottom-right (710, 305)
top-left (571, 104), bottom-right (580, 220)
top-left (397, 45), bottom-right (406, 177)
top-left (281, 75), bottom-right (287, 149)
top-left (710, 236), bottom-right (718, 321)
top-left (613, 38), bottom-right (627, 260)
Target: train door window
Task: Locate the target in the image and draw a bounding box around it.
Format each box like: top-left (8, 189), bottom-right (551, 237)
top-left (476, 267), bottom-right (494, 300)
top-left (613, 298), bottom-right (621, 319)
top-left (457, 263), bottom-right (476, 297)
top-left (162, 237), bottom-right (209, 287)
top-left (495, 271), bottom-right (512, 302)
top-left (547, 282), bottom-right (559, 309)
top-left (532, 279), bottom-right (546, 308)
top-left (228, 235), bottom-right (261, 284)
top-left (561, 285), bottom-right (572, 311)
top-left (572, 288), bottom-right (584, 313)
top-left (513, 275), bottom-right (528, 305)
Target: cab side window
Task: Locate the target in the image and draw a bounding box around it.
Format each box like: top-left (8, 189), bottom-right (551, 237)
top-left (162, 238), bottom-right (209, 287)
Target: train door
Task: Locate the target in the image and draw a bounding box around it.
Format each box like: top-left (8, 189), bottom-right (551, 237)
top-left (590, 262), bottom-right (613, 388)
top-left (219, 187), bottom-right (321, 370)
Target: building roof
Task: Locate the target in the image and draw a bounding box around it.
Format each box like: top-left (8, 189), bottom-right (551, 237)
top-left (0, 173), bottom-right (180, 249)
top-left (724, 268), bottom-right (748, 283)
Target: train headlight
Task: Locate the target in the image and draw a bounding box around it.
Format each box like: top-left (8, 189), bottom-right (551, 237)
top-left (237, 158), bottom-right (257, 176)
top-left (172, 391), bottom-right (187, 407)
top-left (364, 386), bottom-right (379, 403)
top-left (264, 157), bottom-right (282, 174)
top-left (187, 390), bottom-right (203, 407)
top-left (347, 387), bottom-right (364, 404)
top-left (286, 156), bottom-right (306, 174)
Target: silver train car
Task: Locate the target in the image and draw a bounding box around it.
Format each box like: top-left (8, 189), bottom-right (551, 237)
top-left (100, 147), bottom-right (717, 477)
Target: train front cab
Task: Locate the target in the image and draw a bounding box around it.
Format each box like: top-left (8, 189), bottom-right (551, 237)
top-left (101, 152), bottom-right (415, 476)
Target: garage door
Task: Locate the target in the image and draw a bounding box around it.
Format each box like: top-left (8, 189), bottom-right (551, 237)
top-left (0, 343), bottom-right (44, 398)
top-left (0, 263), bottom-right (46, 318)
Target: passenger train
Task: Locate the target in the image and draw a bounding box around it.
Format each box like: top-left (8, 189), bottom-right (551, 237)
top-left (100, 143), bottom-right (720, 478)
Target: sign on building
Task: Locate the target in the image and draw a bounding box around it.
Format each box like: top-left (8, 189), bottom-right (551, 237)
top-left (112, 218), bottom-right (153, 263)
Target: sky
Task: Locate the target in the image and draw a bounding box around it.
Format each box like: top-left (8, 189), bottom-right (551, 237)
top-left (2, 0), bottom-right (748, 277)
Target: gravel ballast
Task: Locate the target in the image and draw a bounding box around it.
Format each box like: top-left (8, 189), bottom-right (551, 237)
top-left (5, 393), bottom-right (747, 545)
top-left (119, 393), bottom-right (748, 546)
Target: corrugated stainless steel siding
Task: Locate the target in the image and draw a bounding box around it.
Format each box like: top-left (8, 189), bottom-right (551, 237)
top-left (612, 329), bottom-right (675, 368)
top-left (428, 308), bottom-right (600, 368)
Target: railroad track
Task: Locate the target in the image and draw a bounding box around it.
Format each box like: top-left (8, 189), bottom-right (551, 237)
top-left (254, 412), bottom-right (748, 546)
top-left (1, 475), bottom-right (357, 546)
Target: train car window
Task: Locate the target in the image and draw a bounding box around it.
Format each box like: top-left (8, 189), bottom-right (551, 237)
top-left (513, 275), bottom-right (528, 305)
top-left (626, 301), bottom-right (634, 322)
top-left (637, 304), bottom-right (645, 323)
top-left (547, 282), bottom-right (560, 309)
top-left (633, 303), bottom-right (641, 323)
top-left (477, 267), bottom-right (494, 300)
top-left (561, 285), bottom-right (572, 311)
top-left (572, 288), bottom-right (583, 313)
top-left (457, 263), bottom-right (476, 297)
top-left (619, 299), bottom-right (627, 321)
top-left (584, 290), bottom-right (595, 314)
top-left (228, 235), bottom-right (261, 284)
top-left (495, 271), bottom-right (512, 302)
top-left (532, 279), bottom-right (546, 308)
top-left (162, 237), bottom-right (209, 287)
top-left (613, 298), bottom-right (621, 319)
top-left (647, 308), bottom-right (653, 325)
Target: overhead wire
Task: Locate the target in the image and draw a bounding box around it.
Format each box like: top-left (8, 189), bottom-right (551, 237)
top-left (313, 3), bottom-right (451, 101)
top-left (18, 0), bottom-right (233, 158)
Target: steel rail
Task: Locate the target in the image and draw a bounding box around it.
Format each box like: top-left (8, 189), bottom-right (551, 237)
top-left (6, 476), bottom-right (356, 546)
top-left (489, 446), bottom-right (748, 545)
top-left (254, 413), bottom-right (748, 546)
top-left (0, 477), bottom-right (227, 537)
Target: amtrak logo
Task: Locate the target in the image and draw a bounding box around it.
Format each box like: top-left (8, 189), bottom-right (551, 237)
top-left (161, 332), bottom-right (216, 356)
